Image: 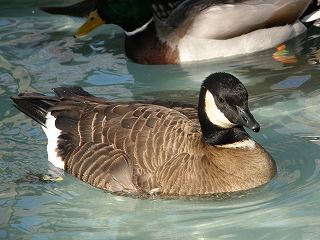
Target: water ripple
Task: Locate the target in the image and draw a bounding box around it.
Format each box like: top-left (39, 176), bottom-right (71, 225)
top-left (1, 4), bottom-right (320, 240)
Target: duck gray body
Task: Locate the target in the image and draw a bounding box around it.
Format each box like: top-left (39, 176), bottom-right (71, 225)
top-left (11, 73), bottom-right (276, 197)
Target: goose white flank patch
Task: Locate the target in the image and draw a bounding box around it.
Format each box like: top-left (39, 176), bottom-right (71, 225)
top-left (11, 73), bottom-right (276, 198)
top-left (41, 112), bottom-right (64, 169)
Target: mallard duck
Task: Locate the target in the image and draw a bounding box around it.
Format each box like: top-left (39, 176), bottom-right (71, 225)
top-left (41, 0), bottom-right (153, 33)
top-left (42, 0), bottom-right (320, 64)
top-left (11, 73), bottom-right (276, 197)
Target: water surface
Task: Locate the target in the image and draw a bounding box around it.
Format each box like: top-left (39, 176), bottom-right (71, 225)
top-left (1, 1), bottom-right (320, 239)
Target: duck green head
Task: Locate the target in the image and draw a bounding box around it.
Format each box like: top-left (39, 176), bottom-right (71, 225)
top-left (75, 0), bottom-right (152, 38)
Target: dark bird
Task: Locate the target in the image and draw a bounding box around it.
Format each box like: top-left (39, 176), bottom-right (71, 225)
top-left (41, 0), bottom-right (320, 64)
top-left (11, 73), bottom-right (276, 198)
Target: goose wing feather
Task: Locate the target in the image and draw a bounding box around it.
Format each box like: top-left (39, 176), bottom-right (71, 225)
top-left (50, 98), bottom-right (201, 194)
top-left (65, 142), bottom-right (137, 194)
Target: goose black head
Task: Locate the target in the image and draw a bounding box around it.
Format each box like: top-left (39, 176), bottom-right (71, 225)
top-left (198, 73), bottom-right (260, 144)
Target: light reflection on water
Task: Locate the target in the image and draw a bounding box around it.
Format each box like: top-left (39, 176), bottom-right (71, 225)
top-left (1, 1), bottom-right (320, 239)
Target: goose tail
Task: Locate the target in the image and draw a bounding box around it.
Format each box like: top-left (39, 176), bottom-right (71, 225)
top-left (11, 87), bottom-right (96, 169)
top-left (10, 86), bottom-right (94, 127)
top-left (10, 92), bottom-right (58, 127)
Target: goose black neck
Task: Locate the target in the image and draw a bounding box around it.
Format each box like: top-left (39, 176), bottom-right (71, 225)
top-left (197, 87), bottom-right (250, 146)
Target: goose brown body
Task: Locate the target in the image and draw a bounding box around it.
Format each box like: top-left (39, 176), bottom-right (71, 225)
top-left (55, 101), bottom-right (274, 196)
top-left (11, 73), bottom-right (276, 197)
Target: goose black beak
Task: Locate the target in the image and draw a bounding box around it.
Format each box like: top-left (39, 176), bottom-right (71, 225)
top-left (237, 107), bottom-right (260, 132)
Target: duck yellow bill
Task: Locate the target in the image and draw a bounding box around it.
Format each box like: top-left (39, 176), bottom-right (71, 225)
top-left (74, 10), bottom-right (105, 38)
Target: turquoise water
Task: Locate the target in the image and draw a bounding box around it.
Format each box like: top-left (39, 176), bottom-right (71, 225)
top-left (1, 1), bottom-right (320, 239)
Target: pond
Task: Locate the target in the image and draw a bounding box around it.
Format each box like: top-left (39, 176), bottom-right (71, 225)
top-left (1, 1), bottom-right (320, 239)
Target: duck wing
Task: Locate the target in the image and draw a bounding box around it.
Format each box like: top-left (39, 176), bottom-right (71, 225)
top-left (155, 0), bottom-right (312, 40)
top-left (301, 0), bottom-right (320, 22)
top-left (151, 0), bottom-right (185, 20)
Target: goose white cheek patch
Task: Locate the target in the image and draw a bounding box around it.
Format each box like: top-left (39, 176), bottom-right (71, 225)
top-left (205, 91), bottom-right (236, 128)
top-left (41, 112), bottom-right (64, 169)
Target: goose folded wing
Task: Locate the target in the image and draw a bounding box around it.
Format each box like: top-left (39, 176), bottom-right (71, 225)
top-left (65, 142), bottom-right (138, 194)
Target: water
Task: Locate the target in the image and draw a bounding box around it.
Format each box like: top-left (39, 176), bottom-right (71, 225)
top-left (1, 1), bottom-right (320, 239)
